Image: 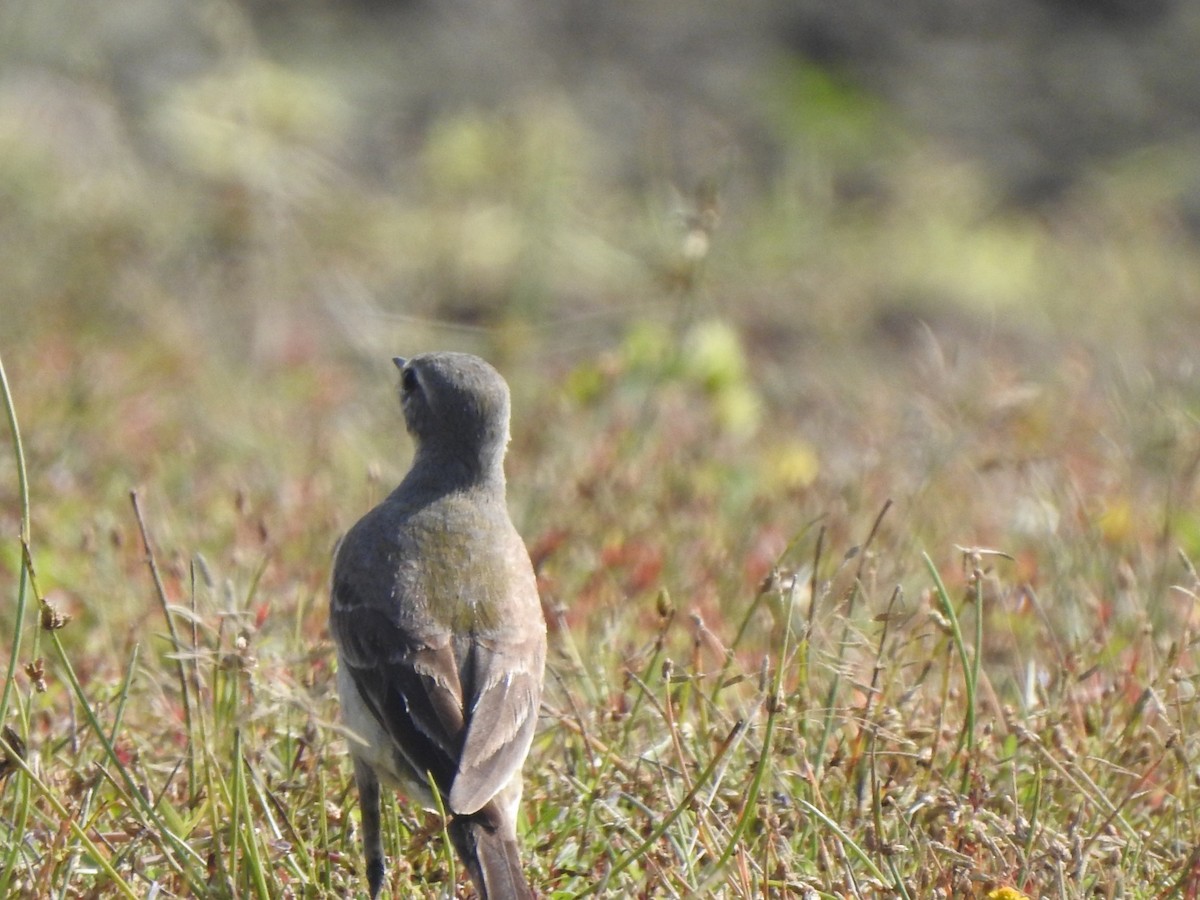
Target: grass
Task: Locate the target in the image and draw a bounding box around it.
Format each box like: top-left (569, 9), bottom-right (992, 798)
top-left (4, 315), bottom-right (1200, 898)
top-left (4, 13), bottom-right (1200, 897)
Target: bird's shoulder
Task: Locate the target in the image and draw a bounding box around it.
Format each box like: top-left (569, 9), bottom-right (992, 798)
top-left (332, 486), bottom-right (536, 626)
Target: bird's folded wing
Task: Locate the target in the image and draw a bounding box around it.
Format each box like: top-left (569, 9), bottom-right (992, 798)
top-left (332, 595), bottom-right (466, 795)
top-left (449, 634), bottom-right (544, 815)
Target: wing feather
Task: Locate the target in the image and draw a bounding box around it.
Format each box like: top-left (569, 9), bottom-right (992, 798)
top-left (450, 634), bottom-right (545, 814)
top-left (332, 586), bottom-right (466, 795)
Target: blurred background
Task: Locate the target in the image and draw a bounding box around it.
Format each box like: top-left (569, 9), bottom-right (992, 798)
top-left (2, 0), bottom-right (1200, 640)
top-left (4, 0), bottom-right (1199, 360)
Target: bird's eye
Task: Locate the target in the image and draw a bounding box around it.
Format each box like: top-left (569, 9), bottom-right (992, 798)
top-left (401, 367), bottom-right (420, 394)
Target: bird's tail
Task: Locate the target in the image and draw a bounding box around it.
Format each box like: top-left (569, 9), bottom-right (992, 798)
top-left (448, 810), bottom-right (534, 900)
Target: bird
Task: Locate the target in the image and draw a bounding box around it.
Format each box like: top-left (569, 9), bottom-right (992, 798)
top-left (330, 352), bottom-right (546, 899)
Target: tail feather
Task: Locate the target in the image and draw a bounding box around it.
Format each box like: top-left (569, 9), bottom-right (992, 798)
top-left (448, 814), bottom-right (534, 900)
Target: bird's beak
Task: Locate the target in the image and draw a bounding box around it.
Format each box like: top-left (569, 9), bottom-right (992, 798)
top-left (392, 357), bottom-right (407, 371)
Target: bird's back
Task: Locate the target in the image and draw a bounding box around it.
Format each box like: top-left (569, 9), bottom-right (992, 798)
top-left (335, 485), bottom-right (537, 636)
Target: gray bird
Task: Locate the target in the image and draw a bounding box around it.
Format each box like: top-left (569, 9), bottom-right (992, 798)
top-left (331, 352), bottom-right (546, 899)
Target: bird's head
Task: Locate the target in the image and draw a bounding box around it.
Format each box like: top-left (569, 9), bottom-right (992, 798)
top-left (392, 352), bottom-right (512, 480)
